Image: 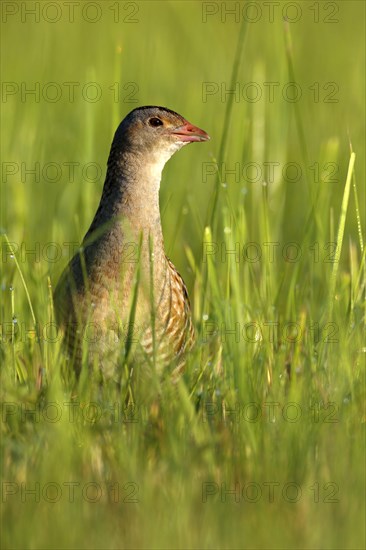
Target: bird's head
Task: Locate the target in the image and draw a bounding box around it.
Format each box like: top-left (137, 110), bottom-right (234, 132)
top-left (113, 106), bottom-right (210, 164)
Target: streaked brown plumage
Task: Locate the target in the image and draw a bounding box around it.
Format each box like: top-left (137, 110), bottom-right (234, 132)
top-left (54, 106), bottom-right (209, 376)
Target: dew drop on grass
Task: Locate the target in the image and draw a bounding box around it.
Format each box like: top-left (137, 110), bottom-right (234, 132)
top-left (224, 227), bottom-right (231, 234)
top-left (221, 182), bottom-right (227, 188)
top-left (202, 313), bottom-right (209, 321)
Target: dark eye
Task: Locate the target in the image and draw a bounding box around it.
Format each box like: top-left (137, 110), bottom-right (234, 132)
top-left (149, 117), bottom-right (163, 127)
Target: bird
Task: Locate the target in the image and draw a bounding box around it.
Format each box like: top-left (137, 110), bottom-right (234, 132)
top-left (53, 106), bottom-right (210, 377)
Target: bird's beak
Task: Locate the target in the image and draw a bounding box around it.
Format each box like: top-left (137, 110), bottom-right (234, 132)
top-left (171, 120), bottom-right (210, 143)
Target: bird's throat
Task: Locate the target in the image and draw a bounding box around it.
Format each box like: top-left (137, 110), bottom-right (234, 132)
top-left (119, 157), bottom-right (165, 241)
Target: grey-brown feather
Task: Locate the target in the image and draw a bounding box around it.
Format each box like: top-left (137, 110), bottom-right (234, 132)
top-left (53, 106), bottom-right (207, 376)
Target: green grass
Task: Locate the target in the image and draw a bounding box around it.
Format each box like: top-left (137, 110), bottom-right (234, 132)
top-left (1, 1), bottom-right (365, 549)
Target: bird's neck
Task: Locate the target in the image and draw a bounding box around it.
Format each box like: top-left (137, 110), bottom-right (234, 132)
top-left (87, 146), bottom-right (174, 258)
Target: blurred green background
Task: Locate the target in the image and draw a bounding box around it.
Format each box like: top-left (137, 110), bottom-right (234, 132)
top-left (1, 1), bottom-right (365, 549)
top-left (2, 1), bottom-right (364, 282)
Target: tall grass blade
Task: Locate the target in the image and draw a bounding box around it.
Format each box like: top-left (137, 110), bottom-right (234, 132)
top-left (207, 18), bottom-right (248, 231)
top-left (326, 152), bottom-right (356, 321)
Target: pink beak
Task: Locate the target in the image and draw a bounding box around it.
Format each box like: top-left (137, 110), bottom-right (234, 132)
top-left (171, 120), bottom-right (210, 143)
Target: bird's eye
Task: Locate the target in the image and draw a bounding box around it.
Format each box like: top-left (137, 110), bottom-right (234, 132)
top-left (149, 117), bottom-right (163, 127)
